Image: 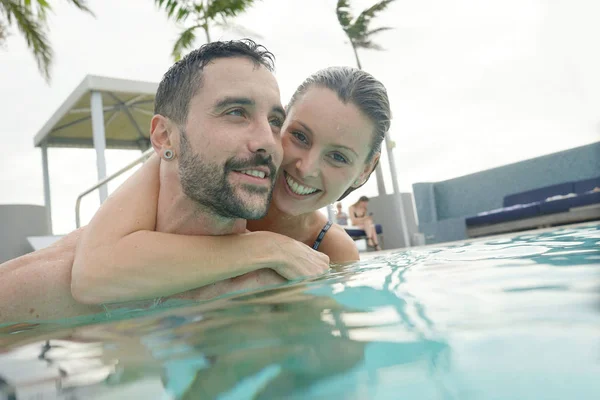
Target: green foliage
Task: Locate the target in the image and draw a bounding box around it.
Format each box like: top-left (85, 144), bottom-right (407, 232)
top-left (335, 0), bottom-right (396, 68)
top-left (155, 0), bottom-right (259, 61)
top-left (0, 0), bottom-right (94, 81)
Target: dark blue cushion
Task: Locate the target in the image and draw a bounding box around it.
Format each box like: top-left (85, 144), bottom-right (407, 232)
top-left (503, 183), bottom-right (574, 207)
top-left (574, 177), bottom-right (600, 194)
top-left (465, 215), bottom-right (482, 226)
top-left (344, 224), bottom-right (383, 237)
top-left (539, 197), bottom-right (574, 214)
top-left (344, 228), bottom-right (364, 237)
top-left (569, 191), bottom-right (600, 208)
top-left (466, 203), bottom-right (540, 226)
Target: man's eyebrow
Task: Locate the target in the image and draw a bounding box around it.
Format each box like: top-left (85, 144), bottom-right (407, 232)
top-left (272, 105), bottom-right (286, 119)
top-left (213, 97), bottom-right (255, 110)
top-left (214, 97), bottom-right (285, 119)
top-left (297, 121), bottom-right (359, 157)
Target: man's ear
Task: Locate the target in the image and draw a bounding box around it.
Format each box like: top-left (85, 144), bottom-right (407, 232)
top-left (150, 115), bottom-right (175, 156)
top-left (354, 152), bottom-right (381, 188)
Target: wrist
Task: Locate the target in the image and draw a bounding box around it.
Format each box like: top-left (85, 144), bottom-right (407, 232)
top-left (244, 231), bottom-right (287, 270)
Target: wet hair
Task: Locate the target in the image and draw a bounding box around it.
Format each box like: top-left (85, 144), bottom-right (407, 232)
top-left (351, 196), bottom-right (370, 208)
top-left (287, 66), bottom-right (392, 200)
top-left (154, 39), bottom-right (275, 125)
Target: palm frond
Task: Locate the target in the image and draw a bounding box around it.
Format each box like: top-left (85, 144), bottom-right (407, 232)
top-left (2, 1), bottom-right (53, 81)
top-left (155, 0), bottom-right (192, 22)
top-left (354, 39), bottom-right (383, 51)
top-left (354, 0), bottom-right (395, 28)
top-left (172, 24), bottom-right (200, 61)
top-left (335, 0), bottom-right (396, 68)
top-left (63, 0), bottom-right (94, 16)
top-left (0, 0), bottom-right (94, 81)
top-left (1, 0), bottom-right (52, 80)
top-left (156, 0), bottom-right (261, 60)
top-left (23, 0), bottom-right (95, 19)
top-left (366, 26), bottom-right (393, 36)
top-left (0, 20), bottom-right (7, 44)
top-left (193, 2), bottom-right (204, 15)
top-left (352, 0), bottom-right (395, 39)
top-left (24, 0), bottom-right (50, 21)
top-left (335, 0), bottom-right (353, 30)
top-left (206, 0), bottom-right (257, 19)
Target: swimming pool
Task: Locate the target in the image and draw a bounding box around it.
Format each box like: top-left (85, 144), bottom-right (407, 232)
top-left (1, 223), bottom-right (599, 399)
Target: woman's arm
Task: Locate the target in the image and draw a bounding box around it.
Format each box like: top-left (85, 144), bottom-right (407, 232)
top-left (348, 206), bottom-right (357, 225)
top-left (72, 155), bottom-right (330, 305)
top-left (317, 225), bottom-right (360, 264)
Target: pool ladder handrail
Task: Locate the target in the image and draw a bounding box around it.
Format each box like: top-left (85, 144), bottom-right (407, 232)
top-left (75, 148), bottom-right (155, 228)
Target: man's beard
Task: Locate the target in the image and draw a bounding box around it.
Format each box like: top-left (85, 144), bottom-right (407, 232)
top-left (177, 130), bottom-right (277, 220)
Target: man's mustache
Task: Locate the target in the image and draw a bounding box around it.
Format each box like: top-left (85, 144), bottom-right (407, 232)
top-left (226, 154), bottom-right (278, 183)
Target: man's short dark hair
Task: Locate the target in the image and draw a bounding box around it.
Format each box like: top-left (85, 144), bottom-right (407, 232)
top-left (154, 39), bottom-right (276, 125)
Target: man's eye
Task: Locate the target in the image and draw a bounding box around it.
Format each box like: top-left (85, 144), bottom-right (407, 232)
top-left (226, 108), bottom-right (245, 117)
top-left (269, 117), bottom-right (284, 128)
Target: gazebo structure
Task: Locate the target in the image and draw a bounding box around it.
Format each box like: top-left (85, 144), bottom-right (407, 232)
top-left (33, 75), bottom-right (158, 232)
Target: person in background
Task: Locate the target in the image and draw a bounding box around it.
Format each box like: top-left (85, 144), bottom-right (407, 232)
top-left (349, 196), bottom-right (381, 251)
top-left (335, 202), bottom-right (349, 226)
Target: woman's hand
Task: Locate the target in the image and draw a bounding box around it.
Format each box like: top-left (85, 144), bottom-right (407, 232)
top-left (268, 234), bottom-right (331, 280)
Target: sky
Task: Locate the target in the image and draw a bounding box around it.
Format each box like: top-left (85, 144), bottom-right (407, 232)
top-left (1, 0), bottom-right (599, 234)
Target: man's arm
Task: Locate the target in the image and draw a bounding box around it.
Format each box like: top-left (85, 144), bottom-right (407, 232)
top-left (0, 228), bottom-right (103, 321)
top-left (74, 229), bottom-right (320, 304)
top-left (72, 156), bottom-right (329, 305)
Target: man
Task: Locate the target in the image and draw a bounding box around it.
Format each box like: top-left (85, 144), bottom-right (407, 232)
top-left (0, 40), bottom-right (329, 323)
top-left (335, 202), bottom-right (349, 226)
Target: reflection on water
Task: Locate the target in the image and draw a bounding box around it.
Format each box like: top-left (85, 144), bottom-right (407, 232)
top-left (0, 223), bottom-right (599, 399)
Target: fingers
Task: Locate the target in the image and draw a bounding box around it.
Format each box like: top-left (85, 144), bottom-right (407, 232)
top-left (306, 251), bottom-right (330, 276)
top-left (275, 243), bottom-right (330, 281)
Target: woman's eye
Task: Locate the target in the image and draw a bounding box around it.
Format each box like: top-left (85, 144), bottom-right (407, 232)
top-left (292, 131), bottom-right (309, 144)
top-left (330, 152), bottom-right (349, 164)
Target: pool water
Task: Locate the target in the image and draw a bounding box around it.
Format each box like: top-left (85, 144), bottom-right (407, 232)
top-left (1, 223), bottom-right (599, 399)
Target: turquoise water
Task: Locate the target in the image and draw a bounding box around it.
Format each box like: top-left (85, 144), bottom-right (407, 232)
top-left (1, 223), bottom-right (599, 399)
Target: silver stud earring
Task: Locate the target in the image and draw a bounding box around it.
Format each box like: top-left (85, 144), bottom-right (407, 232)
top-left (164, 149), bottom-right (174, 160)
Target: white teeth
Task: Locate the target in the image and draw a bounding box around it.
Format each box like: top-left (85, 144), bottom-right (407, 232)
top-left (285, 173), bottom-right (318, 195)
top-left (241, 170), bottom-right (266, 179)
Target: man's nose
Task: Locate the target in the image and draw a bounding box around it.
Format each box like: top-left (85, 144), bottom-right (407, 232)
top-left (248, 119), bottom-right (282, 162)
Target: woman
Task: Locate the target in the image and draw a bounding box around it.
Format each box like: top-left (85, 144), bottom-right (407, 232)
top-left (72, 66), bottom-right (392, 304)
top-left (244, 67), bottom-right (389, 257)
top-left (349, 196), bottom-right (381, 251)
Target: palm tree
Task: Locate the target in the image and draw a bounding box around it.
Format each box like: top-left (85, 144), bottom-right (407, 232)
top-left (155, 0), bottom-right (260, 61)
top-left (0, 0), bottom-right (94, 82)
top-left (336, 0), bottom-right (396, 69)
